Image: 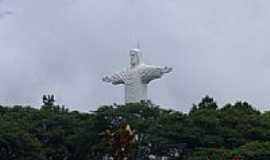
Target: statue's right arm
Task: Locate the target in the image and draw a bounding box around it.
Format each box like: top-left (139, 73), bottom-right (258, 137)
top-left (102, 76), bottom-right (113, 83)
top-left (102, 72), bottom-right (125, 85)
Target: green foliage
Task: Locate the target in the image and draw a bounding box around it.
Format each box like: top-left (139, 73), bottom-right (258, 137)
top-left (0, 117), bottom-right (43, 160)
top-left (232, 141), bottom-right (270, 160)
top-left (187, 148), bottom-right (232, 160)
top-left (0, 96), bottom-right (269, 159)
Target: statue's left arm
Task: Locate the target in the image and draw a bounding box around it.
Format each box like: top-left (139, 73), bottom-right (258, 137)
top-left (141, 65), bottom-right (172, 84)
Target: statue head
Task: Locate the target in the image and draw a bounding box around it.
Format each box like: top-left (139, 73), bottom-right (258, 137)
top-left (129, 48), bottom-right (143, 68)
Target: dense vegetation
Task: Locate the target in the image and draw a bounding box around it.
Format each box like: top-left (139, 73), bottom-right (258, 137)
top-left (0, 96), bottom-right (270, 160)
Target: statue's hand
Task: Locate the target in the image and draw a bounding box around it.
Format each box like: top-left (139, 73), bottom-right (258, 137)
top-left (102, 76), bottom-right (113, 83)
top-left (162, 66), bottom-right (173, 74)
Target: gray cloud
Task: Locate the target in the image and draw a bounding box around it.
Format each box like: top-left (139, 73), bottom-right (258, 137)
top-left (1, 0), bottom-right (270, 112)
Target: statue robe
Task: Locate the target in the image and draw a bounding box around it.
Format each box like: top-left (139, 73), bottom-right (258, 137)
top-left (110, 64), bottom-right (165, 103)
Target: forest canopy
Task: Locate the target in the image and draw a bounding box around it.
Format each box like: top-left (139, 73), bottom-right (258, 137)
top-left (0, 96), bottom-right (270, 160)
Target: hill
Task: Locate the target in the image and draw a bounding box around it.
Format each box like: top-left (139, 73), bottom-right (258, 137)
top-left (0, 96), bottom-right (270, 160)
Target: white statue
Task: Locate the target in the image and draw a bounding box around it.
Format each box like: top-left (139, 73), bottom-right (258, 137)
top-left (103, 48), bottom-right (172, 104)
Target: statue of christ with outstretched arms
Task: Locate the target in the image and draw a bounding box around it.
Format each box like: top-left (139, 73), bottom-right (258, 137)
top-left (103, 48), bottom-right (172, 104)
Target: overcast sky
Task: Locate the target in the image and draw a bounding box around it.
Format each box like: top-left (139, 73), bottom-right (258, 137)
top-left (0, 0), bottom-right (270, 112)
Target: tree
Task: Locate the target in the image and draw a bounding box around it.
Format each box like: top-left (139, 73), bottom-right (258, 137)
top-left (0, 96), bottom-right (269, 159)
